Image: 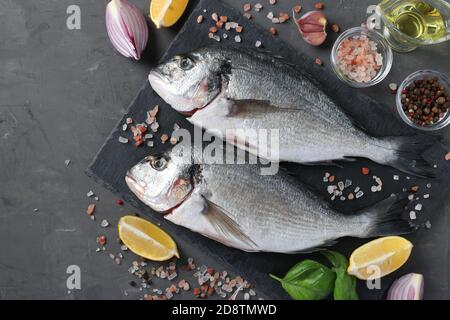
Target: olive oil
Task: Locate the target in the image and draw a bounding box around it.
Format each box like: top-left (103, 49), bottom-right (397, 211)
top-left (380, 0), bottom-right (447, 41)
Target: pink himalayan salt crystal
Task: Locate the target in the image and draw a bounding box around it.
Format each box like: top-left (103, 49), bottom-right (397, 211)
top-left (336, 35), bottom-right (383, 83)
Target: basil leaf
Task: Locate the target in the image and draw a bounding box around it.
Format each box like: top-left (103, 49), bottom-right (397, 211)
top-left (320, 250), bottom-right (348, 269)
top-left (334, 268), bottom-right (358, 300)
top-left (321, 250), bottom-right (359, 300)
top-left (270, 260), bottom-right (335, 300)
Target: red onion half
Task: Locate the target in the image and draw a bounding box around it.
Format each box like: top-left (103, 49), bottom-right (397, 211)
top-left (105, 0), bottom-right (149, 60)
top-left (387, 273), bottom-right (424, 300)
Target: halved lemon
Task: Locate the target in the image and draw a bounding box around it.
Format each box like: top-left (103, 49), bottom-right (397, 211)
top-left (150, 0), bottom-right (189, 28)
top-left (118, 215), bottom-right (179, 261)
top-left (347, 236), bottom-right (413, 280)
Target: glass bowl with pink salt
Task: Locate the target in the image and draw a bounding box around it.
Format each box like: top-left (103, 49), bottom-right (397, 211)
top-left (331, 27), bottom-right (393, 88)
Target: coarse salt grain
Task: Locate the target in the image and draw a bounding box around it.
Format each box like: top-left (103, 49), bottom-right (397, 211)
top-left (336, 35), bottom-right (383, 83)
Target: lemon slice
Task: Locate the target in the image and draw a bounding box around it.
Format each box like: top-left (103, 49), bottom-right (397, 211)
top-left (118, 216), bottom-right (179, 261)
top-left (348, 236), bottom-right (413, 280)
top-left (150, 0), bottom-right (189, 28)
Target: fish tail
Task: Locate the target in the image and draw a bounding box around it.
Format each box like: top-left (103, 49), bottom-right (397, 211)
top-left (374, 135), bottom-right (438, 178)
top-left (359, 194), bottom-right (413, 238)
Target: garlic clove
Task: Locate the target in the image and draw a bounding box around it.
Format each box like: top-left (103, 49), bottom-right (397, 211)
top-left (294, 10), bottom-right (327, 46)
top-left (106, 0), bottom-right (149, 60)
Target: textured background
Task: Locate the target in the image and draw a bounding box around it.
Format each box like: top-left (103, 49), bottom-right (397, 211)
top-left (0, 0), bottom-right (449, 299)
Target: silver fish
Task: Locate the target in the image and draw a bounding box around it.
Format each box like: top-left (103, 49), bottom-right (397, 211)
top-left (126, 147), bottom-right (411, 253)
top-left (149, 46), bottom-right (434, 177)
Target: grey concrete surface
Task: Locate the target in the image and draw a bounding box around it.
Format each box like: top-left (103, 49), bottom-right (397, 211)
top-left (0, 0), bottom-right (449, 299)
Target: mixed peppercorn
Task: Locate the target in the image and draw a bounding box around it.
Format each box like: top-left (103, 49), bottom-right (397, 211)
top-left (401, 77), bottom-right (449, 127)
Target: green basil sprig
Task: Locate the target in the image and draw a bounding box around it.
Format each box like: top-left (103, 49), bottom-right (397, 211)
top-left (321, 250), bottom-right (358, 300)
top-left (270, 250), bottom-right (358, 300)
top-left (269, 260), bottom-right (336, 300)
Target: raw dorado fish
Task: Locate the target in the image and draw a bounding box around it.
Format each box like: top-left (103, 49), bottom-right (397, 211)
top-left (126, 147), bottom-right (412, 253)
top-left (149, 46), bottom-right (434, 177)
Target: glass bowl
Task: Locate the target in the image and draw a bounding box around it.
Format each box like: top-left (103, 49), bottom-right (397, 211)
top-left (330, 27), bottom-right (393, 88)
top-left (396, 70), bottom-right (450, 131)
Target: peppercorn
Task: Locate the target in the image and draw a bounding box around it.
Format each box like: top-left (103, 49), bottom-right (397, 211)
top-left (401, 77), bottom-right (449, 127)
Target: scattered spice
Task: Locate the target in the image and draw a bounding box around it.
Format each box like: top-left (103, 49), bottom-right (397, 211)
top-left (361, 167), bottom-right (370, 175)
top-left (331, 23), bottom-right (340, 33)
top-left (234, 35), bottom-right (242, 43)
top-left (100, 219), bottom-right (110, 228)
top-left (236, 25), bottom-right (243, 33)
top-left (315, 2), bottom-right (325, 10)
top-left (269, 27), bottom-right (277, 35)
top-left (269, 0), bottom-right (277, 5)
top-left (315, 58), bottom-right (323, 66)
top-left (197, 15), bottom-right (204, 24)
top-left (209, 33), bottom-right (221, 42)
top-left (209, 26), bottom-right (218, 33)
top-left (254, 3), bottom-right (263, 12)
top-left (118, 136), bottom-right (129, 144)
top-left (389, 82), bottom-right (398, 94)
top-left (445, 151), bottom-right (450, 161)
top-left (211, 12), bottom-right (218, 22)
top-left (293, 5), bottom-right (302, 13)
top-left (243, 3), bottom-right (251, 12)
top-left (97, 235), bottom-right (107, 246)
top-left (86, 204), bottom-right (96, 216)
top-left (400, 77), bottom-right (449, 127)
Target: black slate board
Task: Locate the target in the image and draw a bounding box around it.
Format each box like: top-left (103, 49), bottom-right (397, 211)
top-left (87, 0), bottom-right (450, 299)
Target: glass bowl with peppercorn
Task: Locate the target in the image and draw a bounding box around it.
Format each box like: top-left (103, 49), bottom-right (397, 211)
top-left (331, 26), bottom-right (393, 88)
top-left (396, 70), bottom-right (450, 131)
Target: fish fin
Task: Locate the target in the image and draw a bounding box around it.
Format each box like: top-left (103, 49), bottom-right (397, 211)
top-left (381, 135), bottom-right (439, 178)
top-left (204, 199), bottom-right (257, 248)
top-left (360, 194), bottom-right (413, 237)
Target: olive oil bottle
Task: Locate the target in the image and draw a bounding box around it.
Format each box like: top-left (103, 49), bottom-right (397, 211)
top-left (382, 0), bottom-right (446, 40)
top-left (377, 0), bottom-right (450, 51)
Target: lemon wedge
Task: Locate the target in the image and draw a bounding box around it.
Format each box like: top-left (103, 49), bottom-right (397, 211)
top-left (118, 215), bottom-right (179, 261)
top-left (150, 0), bottom-right (189, 28)
top-left (347, 236), bottom-right (413, 280)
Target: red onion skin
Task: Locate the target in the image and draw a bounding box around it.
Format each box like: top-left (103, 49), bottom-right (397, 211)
top-left (106, 0), bottom-right (149, 60)
top-left (387, 273), bottom-right (424, 300)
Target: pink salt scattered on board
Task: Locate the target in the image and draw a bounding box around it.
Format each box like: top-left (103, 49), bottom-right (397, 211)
top-left (336, 34), bottom-right (383, 83)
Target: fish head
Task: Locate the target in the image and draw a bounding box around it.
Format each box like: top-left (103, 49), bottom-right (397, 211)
top-left (125, 151), bottom-right (194, 212)
top-left (149, 48), bottom-right (228, 115)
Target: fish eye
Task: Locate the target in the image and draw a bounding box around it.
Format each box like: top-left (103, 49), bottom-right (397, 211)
top-left (178, 57), bottom-right (194, 70)
top-left (149, 157), bottom-right (168, 171)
